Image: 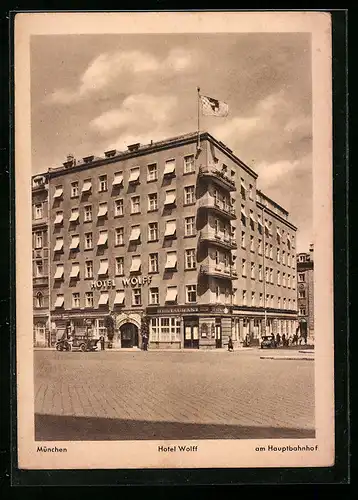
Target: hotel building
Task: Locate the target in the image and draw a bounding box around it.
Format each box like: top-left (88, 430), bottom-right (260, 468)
top-left (34, 131), bottom-right (298, 348)
top-left (296, 244), bottom-right (314, 341)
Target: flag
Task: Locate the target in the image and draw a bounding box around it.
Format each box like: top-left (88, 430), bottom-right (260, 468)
top-left (200, 95), bottom-right (229, 117)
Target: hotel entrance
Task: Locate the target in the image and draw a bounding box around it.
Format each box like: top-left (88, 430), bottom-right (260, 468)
top-left (215, 318), bottom-right (222, 348)
top-left (184, 317), bottom-right (199, 349)
top-left (120, 322), bottom-right (139, 348)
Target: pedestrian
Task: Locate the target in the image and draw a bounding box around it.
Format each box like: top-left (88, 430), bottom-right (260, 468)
top-left (276, 333), bottom-right (281, 347)
top-left (282, 333), bottom-right (286, 347)
top-left (100, 335), bottom-right (105, 351)
top-left (142, 333), bottom-right (149, 351)
top-left (245, 333), bottom-right (250, 347)
top-left (228, 336), bottom-right (234, 352)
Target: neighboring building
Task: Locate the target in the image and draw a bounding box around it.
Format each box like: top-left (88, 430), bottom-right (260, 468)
top-left (35, 131), bottom-right (298, 348)
top-left (32, 173), bottom-right (51, 346)
top-left (296, 244), bottom-right (314, 341)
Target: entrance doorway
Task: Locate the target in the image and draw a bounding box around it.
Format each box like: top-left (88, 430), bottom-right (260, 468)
top-left (184, 317), bottom-right (199, 349)
top-left (120, 322), bottom-right (139, 348)
top-left (215, 319), bottom-right (222, 348)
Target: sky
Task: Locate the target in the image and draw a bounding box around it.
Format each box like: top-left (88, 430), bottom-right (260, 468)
top-left (31, 33), bottom-right (312, 252)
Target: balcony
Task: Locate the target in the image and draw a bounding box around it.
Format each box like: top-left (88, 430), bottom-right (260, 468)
top-left (33, 276), bottom-right (49, 287)
top-left (198, 196), bottom-right (236, 220)
top-left (198, 166), bottom-right (236, 192)
top-left (199, 229), bottom-right (237, 250)
top-left (199, 264), bottom-right (237, 280)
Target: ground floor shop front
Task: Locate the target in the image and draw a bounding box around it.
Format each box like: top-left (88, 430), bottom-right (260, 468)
top-left (45, 306), bottom-right (298, 350)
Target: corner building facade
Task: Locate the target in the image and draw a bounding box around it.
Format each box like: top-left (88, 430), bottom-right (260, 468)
top-left (296, 245), bottom-right (314, 341)
top-left (47, 132), bottom-right (298, 348)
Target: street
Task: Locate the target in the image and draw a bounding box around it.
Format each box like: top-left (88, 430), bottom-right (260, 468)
top-left (34, 349), bottom-right (315, 441)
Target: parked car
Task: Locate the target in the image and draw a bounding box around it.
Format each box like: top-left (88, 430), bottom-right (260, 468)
top-left (56, 336), bottom-right (99, 352)
top-left (260, 336), bottom-right (277, 349)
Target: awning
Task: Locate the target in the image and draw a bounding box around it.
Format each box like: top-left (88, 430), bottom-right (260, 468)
top-left (69, 209), bottom-right (79, 222)
top-left (163, 160), bottom-right (176, 175)
top-left (70, 263), bottom-right (80, 278)
top-left (112, 172), bottom-right (123, 186)
top-left (53, 187), bottom-right (63, 198)
top-left (129, 168), bottom-right (140, 183)
top-left (98, 260), bottom-right (108, 275)
top-left (277, 228), bottom-right (282, 238)
top-left (69, 235), bottom-right (80, 250)
top-left (82, 180), bottom-right (92, 193)
top-left (264, 222), bottom-right (272, 235)
top-left (114, 290), bottom-right (125, 305)
top-left (98, 292), bottom-right (109, 305)
top-left (54, 295), bottom-right (64, 308)
top-left (98, 204), bottom-right (108, 217)
top-left (164, 220), bottom-right (176, 237)
top-left (240, 207), bottom-right (247, 217)
top-left (166, 287), bottom-right (178, 302)
top-left (165, 252), bottom-right (177, 269)
top-left (54, 213), bottom-right (63, 225)
top-left (97, 232), bottom-right (108, 246)
top-left (257, 217), bottom-right (263, 227)
top-left (164, 190), bottom-right (176, 205)
top-left (129, 226), bottom-right (141, 241)
top-left (54, 238), bottom-right (64, 251)
top-left (54, 265), bottom-right (64, 279)
top-left (130, 256), bottom-right (141, 272)
top-left (250, 212), bottom-right (256, 222)
top-left (240, 179), bottom-right (247, 191)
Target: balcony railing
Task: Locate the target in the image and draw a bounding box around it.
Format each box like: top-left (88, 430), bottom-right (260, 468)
top-left (199, 264), bottom-right (237, 280)
top-left (198, 196), bottom-right (236, 220)
top-left (198, 166), bottom-right (236, 191)
top-left (199, 229), bottom-right (237, 250)
top-left (33, 276), bottom-right (49, 286)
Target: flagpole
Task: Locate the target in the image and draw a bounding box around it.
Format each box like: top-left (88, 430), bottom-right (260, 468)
top-left (197, 87), bottom-right (201, 152)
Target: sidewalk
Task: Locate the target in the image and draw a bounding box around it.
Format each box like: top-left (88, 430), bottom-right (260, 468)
top-left (34, 346), bottom-right (255, 353)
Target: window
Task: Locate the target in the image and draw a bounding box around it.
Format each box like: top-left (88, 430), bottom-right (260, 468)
top-left (114, 290), bottom-right (125, 306)
top-left (242, 290), bottom-right (247, 306)
top-left (271, 295), bottom-right (274, 308)
top-left (184, 155), bottom-right (195, 173)
top-left (277, 248), bottom-right (280, 263)
top-left (115, 227), bottom-right (124, 246)
top-left (84, 205), bottom-right (92, 222)
top-left (147, 163), bottom-right (158, 181)
top-left (115, 199), bottom-right (124, 216)
top-left (288, 274), bottom-right (291, 288)
top-left (287, 254), bottom-right (291, 267)
top-left (129, 167), bottom-right (140, 183)
top-left (54, 237), bottom-right (63, 252)
top-left (148, 222), bottom-right (158, 241)
top-left (251, 292), bottom-right (256, 306)
top-left (240, 178), bottom-right (247, 199)
top-left (283, 273), bottom-right (286, 287)
top-left (54, 264), bottom-right (64, 280)
top-left (82, 179), bottom-right (92, 193)
top-left (241, 205), bottom-right (247, 222)
top-left (214, 219), bottom-right (221, 236)
top-left (258, 238), bottom-right (263, 254)
top-left (148, 193), bottom-right (158, 211)
top-left (259, 264), bottom-right (263, 281)
top-left (265, 242), bottom-right (269, 258)
top-left (112, 171), bottom-right (123, 187)
top-left (71, 182), bottom-right (79, 197)
top-left (54, 295), bottom-right (64, 308)
top-left (215, 286), bottom-right (220, 301)
top-left (150, 317), bottom-right (181, 342)
top-left (185, 249), bottom-right (196, 269)
top-left (132, 289), bottom-right (142, 306)
top-left (164, 189), bottom-right (176, 206)
top-left (250, 262), bottom-right (255, 279)
top-left (85, 260), bottom-right (93, 279)
top-left (185, 216), bottom-right (196, 236)
top-left (35, 232), bottom-right (43, 249)
top-left (259, 293), bottom-right (263, 307)
top-left (131, 196), bottom-right (140, 214)
top-left (69, 207), bottom-right (79, 223)
top-left (269, 244), bottom-right (273, 259)
top-left (97, 202), bottom-right (108, 217)
top-left (277, 270), bottom-right (281, 285)
top-left (184, 185), bottom-right (195, 205)
top-left (265, 267), bottom-right (269, 283)
top-left (241, 231), bottom-right (246, 248)
top-left (69, 234), bottom-right (80, 251)
top-left (292, 275), bottom-right (296, 289)
top-left (164, 159), bottom-right (176, 176)
top-left (165, 251), bottom-right (177, 270)
top-left (129, 225), bottom-right (141, 242)
top-left (98, 259), bottom-right (109, 276)
top-left (54, 211), bottom-right (63, 225)
top-left (35, 262), bottom-right (43, 277)
top-left (54, 185), bottom-right (63, 198)
top-left (149, 287), bottom-right (159, 305)
top-left (299, 290), bottom-right (306, 298)
top-left (164, 220), bottom-right (177, 238)
top-left (278, 297), bottom-right (281, 308)
top-left (250, 235), bottom-right (254, 252)
top-left (282, 251), bottom-right (286, 265)
top-left (149, 253), bottom-right (159, 273)
top-left (98, 292), bottom-right (109, 306)
top-left (186, 284), bottom-right (197, 303)
top-left (299, 308), bottom-right (306, 316)
top-left (214, 250), bottom-right (220, 266)
top-left (84, 232), bottom-right (93, 250)
top-left (99, 175), bottom-right (107, 192)
top-left (35, 292), bottom-right (43, 308)
top-left (270, 268), bottom-right (274, 283)
top-left (130, 255), bottom-right (141, 273)
top-left (34, 203), bottom-right (43, 219)
top-left (166, 286), bottom-right (178, 302)
top-left (85, 292), bottom-right (94, 308)
top-left (288, 299), bottom-right (291, 309)
top-left (249, 184), bottom-right (254, 200)
top-left (266, 294), bottom-right (270, 307)
top-left (115, 257), bottom-right (124, 276)
top-left (70, 262), bottom-right (80, 279)
top-left (72, 293), bottom-right (80, 308)
top-left (298, 273), bottom-right (305, 282)
top-left (242, 259), bottom-right (247, 277)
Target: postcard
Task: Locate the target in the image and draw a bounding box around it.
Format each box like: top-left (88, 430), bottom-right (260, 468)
top-left (14, 11), bottom-right (334, 470)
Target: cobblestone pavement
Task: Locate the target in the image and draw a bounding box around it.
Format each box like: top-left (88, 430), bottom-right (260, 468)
top-left (34, 349), bottom-right (315, 441)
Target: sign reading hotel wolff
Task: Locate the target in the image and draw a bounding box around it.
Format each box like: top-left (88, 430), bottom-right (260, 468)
top-left (91, 276), bottom-right (153, 289)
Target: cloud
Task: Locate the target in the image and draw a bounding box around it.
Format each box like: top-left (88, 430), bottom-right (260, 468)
top-left (45, 48), bottom-right (194, 105)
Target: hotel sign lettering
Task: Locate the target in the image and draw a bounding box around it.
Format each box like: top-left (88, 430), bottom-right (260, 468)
top-left (91, 276), bottom-right (153, 289)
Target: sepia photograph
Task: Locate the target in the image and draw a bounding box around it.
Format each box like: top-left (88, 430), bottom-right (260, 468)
top-left (15, 11), bottom-right (334, 470)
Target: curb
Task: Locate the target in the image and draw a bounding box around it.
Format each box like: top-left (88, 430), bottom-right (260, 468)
top-left (260, 356), bottom-right (314, 361)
